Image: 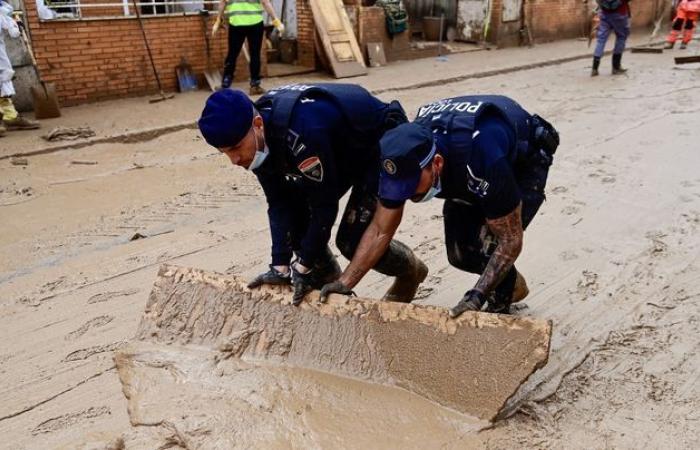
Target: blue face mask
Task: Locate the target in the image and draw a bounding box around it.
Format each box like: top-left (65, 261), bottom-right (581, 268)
top-left (417, 174), bottom-right (441, 203)
top-left (247, 126), bottom-right (268, 171)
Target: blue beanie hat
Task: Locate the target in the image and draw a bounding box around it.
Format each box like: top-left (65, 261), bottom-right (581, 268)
top-left (198, 89), bottom-right (255, 148)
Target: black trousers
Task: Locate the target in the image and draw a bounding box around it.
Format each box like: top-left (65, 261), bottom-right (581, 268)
top-left (443, 157), bottom-right (552, 300)
top-left (224, 21), bottom-right (264, 86)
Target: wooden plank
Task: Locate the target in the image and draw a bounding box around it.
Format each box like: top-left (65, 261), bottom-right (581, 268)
top-left (675, 55), bottom-right (700, 64)
top-left (308, 0), bottom-right (367, 78)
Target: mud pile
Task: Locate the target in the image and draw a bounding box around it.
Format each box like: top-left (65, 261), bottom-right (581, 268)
top-left (113, 265), bottom-right (551, 448)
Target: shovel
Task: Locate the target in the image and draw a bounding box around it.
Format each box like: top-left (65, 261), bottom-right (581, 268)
top-left (199, 10), bottom-right (223, 91)
top-left (18, 23), bottom-right (61, 119)
top-left (131, 0), bottom-right (174, 103)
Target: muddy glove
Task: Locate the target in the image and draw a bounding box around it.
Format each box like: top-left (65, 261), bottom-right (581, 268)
top-left (247, 265), bottom-right (291, 289)
top-left (448, 290), bottom-right (486, 318)
top-left (319, 280), bottom-right (355, 303)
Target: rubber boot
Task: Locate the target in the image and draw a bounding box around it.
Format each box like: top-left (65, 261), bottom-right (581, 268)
top-left (375, 241), bottom-right (428, 303)
top-left (591, 56), bottom-right (600, 77)
top-left (313, 246), bottom-right (342, 285)
top-left (511, 270), bottom-right (529, 303)
top-left (3, 115), bottom-right (40, 130)
top-left (612, 53), bottom-right (627, 75)
top-left (0, 123), bottom-right (6, 137)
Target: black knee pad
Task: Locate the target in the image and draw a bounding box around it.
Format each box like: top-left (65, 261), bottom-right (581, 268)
top-left (673, 18), bottom-right (684, 30)
top-left (685, 19), bottom-right (695, 30)
top-left (446, 239), bottom-right (488, 274)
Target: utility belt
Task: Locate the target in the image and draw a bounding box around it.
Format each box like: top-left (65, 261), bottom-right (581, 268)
top-left (527, 114), bottom-right (559, 167)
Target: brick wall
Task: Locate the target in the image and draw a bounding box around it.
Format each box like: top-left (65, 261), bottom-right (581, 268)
top-left (491, 0), bottom-right (660, 46)
top-left (296, 0), bottom-right (316, 69)
top-left (22, 2), bottom-right (279, 105)
top-left (355, 6), bottom-right (411, 62)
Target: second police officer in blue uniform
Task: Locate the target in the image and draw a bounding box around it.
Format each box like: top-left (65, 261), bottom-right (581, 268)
top-left (320, 95), bottom-right (559, 317)
top-left (197, 84), bottom-right (428, 305)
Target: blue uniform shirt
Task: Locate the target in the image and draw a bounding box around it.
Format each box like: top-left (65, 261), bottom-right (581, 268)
top-left (255, 97), bottom-right (380, 267)
top-left (381, 113), bottom-right (521, 219)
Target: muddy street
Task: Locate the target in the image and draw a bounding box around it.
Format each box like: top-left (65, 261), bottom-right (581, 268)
top-left (1, 47), bottom-right (699, 449)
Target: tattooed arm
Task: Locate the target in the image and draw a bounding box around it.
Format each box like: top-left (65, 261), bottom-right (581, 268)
top-left (338, 203), bottom-right (405, 289)
top-left (473, 203), bottom-right (523, 295)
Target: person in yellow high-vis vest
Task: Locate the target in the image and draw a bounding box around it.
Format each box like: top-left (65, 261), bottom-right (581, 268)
top-left (214, 0), bottom-right (284, 95)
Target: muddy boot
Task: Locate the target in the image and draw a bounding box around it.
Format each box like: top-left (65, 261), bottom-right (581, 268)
top-left (680, 42), bottom-right (688, 50)
top-left (374, 241), bottom-right (428, 303)
top-left (611, 53), bottom-right (627, 75)
top-left (4, 115), bottom-right (40, 131)
top-left (0, 123), bottom-right (6, 137)
top-left (591, 56), bottom-right (600, 77)
top-left (664, 41), bottom-right (675, 50)
top-left (249, 85), bottom-right (266, 96)
top-left (313, 246), bottom-right (342, 285)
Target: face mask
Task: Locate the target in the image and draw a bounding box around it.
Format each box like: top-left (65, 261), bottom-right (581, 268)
top-left (417, 173), bottom-right (441, 203)
top-left (247, 124), bottom-right (269, 171)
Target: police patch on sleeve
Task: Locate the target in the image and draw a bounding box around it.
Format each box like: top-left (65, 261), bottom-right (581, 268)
top-left (298, 156), bottom-right (324, 182)
top-left (466, 164), bottom-right (490, 197)
top-left (383, 159), bottom-right (397, 175)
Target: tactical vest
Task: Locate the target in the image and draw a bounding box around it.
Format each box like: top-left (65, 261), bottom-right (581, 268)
top-left (255, 83), bottom-right (405, 164)
top-left (225, 0), bottom-right (264, 27)
top-left (414, 95), bottom-right (533, 165)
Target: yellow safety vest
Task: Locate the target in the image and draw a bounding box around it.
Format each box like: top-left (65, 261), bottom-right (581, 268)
top-left (225, 0), bottom-right (264, 27)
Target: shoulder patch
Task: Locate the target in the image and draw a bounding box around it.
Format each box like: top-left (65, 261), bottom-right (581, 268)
top-left (466, 164), bottom-right (490, 197)
top-left (298, 156), bottom-right (324, 182)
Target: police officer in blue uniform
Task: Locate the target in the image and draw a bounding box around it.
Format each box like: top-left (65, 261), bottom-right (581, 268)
top-left (197, 84), bottom-right (428, 305)
top-left (320, 95), bottom-right (559, 317)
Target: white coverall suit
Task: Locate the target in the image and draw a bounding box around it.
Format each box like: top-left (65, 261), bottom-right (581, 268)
top-left (0, 0), bottom-right (20, 122)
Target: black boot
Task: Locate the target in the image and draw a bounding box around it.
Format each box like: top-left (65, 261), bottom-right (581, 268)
top-left (612, 53), bottom-right (627, 75)
top-left (313, 246), bottom-right (342, 285)
top-left (591, 56), bottom-right (600, 77)
top-left (374, 241), bottom-right (428, 303)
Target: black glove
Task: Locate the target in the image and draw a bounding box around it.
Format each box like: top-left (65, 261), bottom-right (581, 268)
top-left (291, 264), bottom-right (319, 306)
top-left (448, 289), bottom-right (486, 318)
top-left (319, 280), bottom-right (355, 303)
top-left (247, 265), bottom-right (291, 289)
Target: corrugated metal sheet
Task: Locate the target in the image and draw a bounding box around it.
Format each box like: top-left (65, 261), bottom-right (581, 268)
top-left (404, 0), bottom-right (457, 28)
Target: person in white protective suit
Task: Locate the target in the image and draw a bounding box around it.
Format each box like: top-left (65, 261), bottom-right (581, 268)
top-left (0, 0), bottom-right (39, 138)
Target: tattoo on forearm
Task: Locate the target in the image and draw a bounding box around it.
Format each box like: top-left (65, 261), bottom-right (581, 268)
top-left (475, 204), bottom-right (523, 295)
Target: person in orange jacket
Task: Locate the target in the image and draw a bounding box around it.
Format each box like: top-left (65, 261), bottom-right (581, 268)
top-left (665, 0), bottom-right (700, 49)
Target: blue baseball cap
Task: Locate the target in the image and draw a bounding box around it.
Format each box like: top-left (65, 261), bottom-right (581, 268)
top-left (198, 89), bottom-right (255, 148)
top-left (379, 123), bottom-right (436, 202)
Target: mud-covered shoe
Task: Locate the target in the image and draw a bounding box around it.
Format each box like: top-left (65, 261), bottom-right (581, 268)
top-left (382, 258), bottom-right (428, 303)
top-left (4, 115), bottom-right (40, 130)
top-left (664, 41), bottom-right (675, 50)
top-left (249, 85), bottom-right (266, 96)
top-left (590, 68), bottom-right (599, 77)
top-left (612, 67), bottom-right (628, 75)
top-left (680, 42), bottom-right (688, 50)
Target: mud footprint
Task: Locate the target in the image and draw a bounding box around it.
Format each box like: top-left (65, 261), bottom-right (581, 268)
top-left (32, 407), bottom-right (111, 435)
top-left (87, 288), bottom-right (139, 304)
top-left (66, 315), bottom-right (114, 341)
